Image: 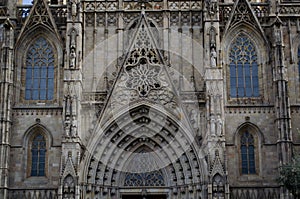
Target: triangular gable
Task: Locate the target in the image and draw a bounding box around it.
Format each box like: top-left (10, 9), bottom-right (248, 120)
top-left (98, 13), bottom-right (192, 128)
top-left (62, 154), bottom-right (77, 179)
top-left (17, 0), bottom-right (60, 41)
top-left (210, 149), bottom-right (225, 176)
top-left (224, 0), bottom-right (267, 42)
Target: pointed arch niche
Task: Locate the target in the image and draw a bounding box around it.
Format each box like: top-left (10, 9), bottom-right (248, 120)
top-left (81, 104), bottom-right (208, 198)
top-left (15, 27), bottom-right (63, 105)
top-left (222, 25), bottom-right (269, 104)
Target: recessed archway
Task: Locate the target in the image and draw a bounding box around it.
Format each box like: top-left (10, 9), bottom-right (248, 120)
top-left (81, 104), bottom-right (208, 198)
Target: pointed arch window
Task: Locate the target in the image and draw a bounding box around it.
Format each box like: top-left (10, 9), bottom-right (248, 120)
top-left (30, 133), bottom-right (46, 176)
top-left (229, 34), bottom-right (259, 98)
top-left (241, 131), bottom-right (256, 174)
top-left (25, 37), bottom-right (55, 100)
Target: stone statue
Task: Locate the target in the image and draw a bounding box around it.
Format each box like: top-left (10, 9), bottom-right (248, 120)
top-left (70, 29), bottom-right (77, 49)
top-left (71, 96), bottom-right (77, 116)
top-left (69, 48), bottom-right (76, 68)
top-left (71, 116), bottom-right (77, 137)
top-left (65, 95), bottom-right (71, 116)
top-left (210, 115), bottom-right (216, 136)
top-left (209, 27), bottom-right (216, 49)
top-left (211, 47), bottom-right (217, 67)
top-left (71, 0), bottom-right (77, 19)
top-left (216, 114), bottom-right (223, 136)
top-left (64, 116), bottom-right (71, 137)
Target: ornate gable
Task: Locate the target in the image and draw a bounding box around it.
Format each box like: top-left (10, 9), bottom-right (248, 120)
top-left (17, 0), bottom-right (60, 40)
top-left (62, 153), bottom-right (77, 179)
top-left (99, 12), bottom-right (189, 126)
top-left (224, 0), bottom-right (266, 41)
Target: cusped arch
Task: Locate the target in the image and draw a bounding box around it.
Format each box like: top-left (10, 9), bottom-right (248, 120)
top-left (81, 104), bottom-right (208, 191)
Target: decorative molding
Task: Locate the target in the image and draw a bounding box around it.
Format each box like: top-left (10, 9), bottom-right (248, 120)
top-left (225, 106), bottom-right (275, 114)
top-left (168, 1), bottom-right (202, 10)
top-left (12, 107), bottom-right (63, 116)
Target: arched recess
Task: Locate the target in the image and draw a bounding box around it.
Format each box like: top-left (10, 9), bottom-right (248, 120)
top-left (22, 123), bottom-right (53, 179)
top-left (234, 122), bottom-right (264, 177)
top-left (81, 104), bottom-right (208, 197)
top-left (222, 24), bottom-right (270, 104)
top-left (14, 25), bottom-right (63, 105)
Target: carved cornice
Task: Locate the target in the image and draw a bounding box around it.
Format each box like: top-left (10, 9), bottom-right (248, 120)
top-left (12, 107), bottom-right (63, 116)
top-left (225, 106), bottom-right (275, 114)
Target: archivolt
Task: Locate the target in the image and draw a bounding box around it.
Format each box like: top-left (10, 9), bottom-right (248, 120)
top-left (82, 105), bottom-right (208, 188)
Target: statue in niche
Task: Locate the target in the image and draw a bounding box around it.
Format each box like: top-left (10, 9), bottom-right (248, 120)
top-left (216, 114), bottom-right (223, 137)
top-left (69, 47), bottom-right (76, 68)
top-left (70, 29), bottom-right (77, 49)
top-left (65, 95), bottom-right (71, 116)
top-left (71, 0), bottom-right (77, 20)
top-left (71, 116), bottom-right (77, 137)
top-left (209, 27), bottom-right (216, 49)
top-left (210, 114), bottom-right (216, 136)
top-left (64, 116), bottom-right (71, 137)
top-left (71, 96), bottom-right (77, 116)
top-left (209, 27), bottom-right (217, 67)
top-left (211, 47), bottom-right (217, 67)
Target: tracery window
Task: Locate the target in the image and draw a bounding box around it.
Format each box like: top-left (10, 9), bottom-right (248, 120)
top-left (30, 133), bottom-right (46, 176)
top-left (25, 37), bottom-right (55, 100)
top-left (241, 131), bottom-right (256, 174)
top-left (124, 170), bottom-right (165, 186)
top-left (229, 34), bottom-right (259, 98)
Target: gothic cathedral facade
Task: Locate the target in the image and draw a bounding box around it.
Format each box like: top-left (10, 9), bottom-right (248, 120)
top-left (0, 0), bottom-right (299, 198)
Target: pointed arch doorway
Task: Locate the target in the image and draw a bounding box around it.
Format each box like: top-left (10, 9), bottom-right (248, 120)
top-left (83, 104), bottom-right (208, 198)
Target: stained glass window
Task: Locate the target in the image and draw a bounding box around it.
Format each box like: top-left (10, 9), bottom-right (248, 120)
top-left (31, 134), bottom-right (46, 176)
top-left (241, 131), bottom-right (256, 174)
top-left (25, 37), bottom-right (55, 100)
top-left (229, 34), bottom-right (259, 98)
top-left (124, 170), bottom-right (165, 187)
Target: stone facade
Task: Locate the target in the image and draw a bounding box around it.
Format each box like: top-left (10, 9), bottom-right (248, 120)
top-left (0, 0), bottom-right (299, 198)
